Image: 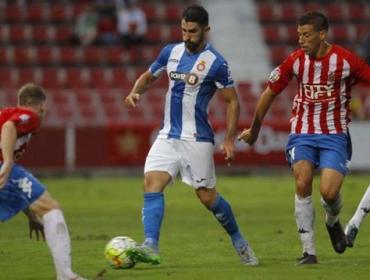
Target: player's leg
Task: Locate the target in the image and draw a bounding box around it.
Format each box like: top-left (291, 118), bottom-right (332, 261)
top-left (345, 185), bottom-right (370, 247)
top-left (126, 138), bottom-right (177, 265)
top-left (292, 160), bottom-right (318, 265)
top-left (196, 187), bottom-right (258, 265)
top-left (286, 134), bottom-right (320, 264)
top-left (319, 168), bottom-right (346, 254)
top-left (179, 141), bottom-right (258, 265)
top-left (319, 133), bottom-right (351, 254)
top-left (30, 191), bottom-right (88, 280)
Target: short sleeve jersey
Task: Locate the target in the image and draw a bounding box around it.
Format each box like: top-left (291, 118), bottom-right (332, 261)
top-left (149, 42), bottom-right (234, 143)
top-left (0, 107), bottom-right (40, 162)
top-left (268, 45), bottom-right (370, 134)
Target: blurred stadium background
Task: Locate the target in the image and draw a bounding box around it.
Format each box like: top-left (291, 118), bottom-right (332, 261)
top-left (1, 0), bottom-right (370, 175)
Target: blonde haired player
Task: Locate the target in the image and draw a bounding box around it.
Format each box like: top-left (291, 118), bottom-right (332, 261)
top-left (0, 84), bottom-right (90, 280)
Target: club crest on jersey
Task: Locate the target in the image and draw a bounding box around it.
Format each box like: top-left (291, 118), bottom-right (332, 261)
top-left (196, 61), bottom-right (206, 72)
top-left (328, 71), bottom-right (335, 83)
top-left (269, 67), bottom-right (281, 83)
top-left (19, 114), bottom-right (30, 124)
top-left (169, 71), bottom-right (199, 86)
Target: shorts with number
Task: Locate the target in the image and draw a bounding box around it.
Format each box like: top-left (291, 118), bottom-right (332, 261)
top-left (285, 133), bottom-right (352, 175)
top-left (145, 138), bottom-right (216, 189)
top-left (0, 163), bottom-right (46, 222)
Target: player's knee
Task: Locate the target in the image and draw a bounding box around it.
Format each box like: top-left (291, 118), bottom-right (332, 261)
top-left (295, 178), bottom-right (312, 197)
top-left (320, 190), bottom-right (338, 203)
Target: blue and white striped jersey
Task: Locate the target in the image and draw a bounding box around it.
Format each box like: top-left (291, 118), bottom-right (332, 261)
top-left (149, 42), bottom-right (234, 144)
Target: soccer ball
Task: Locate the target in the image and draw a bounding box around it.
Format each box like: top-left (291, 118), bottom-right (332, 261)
top-left (104, 236), bottom-right (137, 269)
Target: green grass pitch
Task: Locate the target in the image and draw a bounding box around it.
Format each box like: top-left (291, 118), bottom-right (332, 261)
top-left (1, 175), bottom-right (370, 280)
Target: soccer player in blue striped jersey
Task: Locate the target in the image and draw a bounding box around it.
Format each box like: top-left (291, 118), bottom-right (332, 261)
top-left (124, 4), bottom-right (258, 266)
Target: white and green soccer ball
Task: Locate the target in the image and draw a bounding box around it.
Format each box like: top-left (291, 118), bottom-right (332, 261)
top-left (104, 236), bottom-right (137, 269)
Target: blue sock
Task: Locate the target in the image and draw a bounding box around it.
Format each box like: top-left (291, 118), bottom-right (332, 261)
top-left (208, 193), bottom-right (248, 250)
top-left (142, 192), bottom-right (164, 250)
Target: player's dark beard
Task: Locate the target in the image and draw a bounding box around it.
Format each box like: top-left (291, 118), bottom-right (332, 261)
top-left (185, 33), bottom-right (204, 52)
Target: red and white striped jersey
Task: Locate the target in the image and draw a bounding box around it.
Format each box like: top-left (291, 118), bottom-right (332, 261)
top-left (269, 44), bottom-right (370, 134)
top-left (0, 107), bottom-right (40, 162)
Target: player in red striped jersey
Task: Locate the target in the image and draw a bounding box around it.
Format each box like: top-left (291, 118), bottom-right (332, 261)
top-left (0, 84), bottom-right (90, 280)
top-left (238, 11), bottom-right (370, 265)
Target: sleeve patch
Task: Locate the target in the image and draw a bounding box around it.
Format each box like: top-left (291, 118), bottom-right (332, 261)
top-left (269, 67), bottom-right (281, 83)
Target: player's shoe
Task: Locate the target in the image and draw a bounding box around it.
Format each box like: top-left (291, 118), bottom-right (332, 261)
top-left (295, 252), bottom-right (318, 265)
top-left (326, 220), bottom-right (347, 254)
top-left (344, 223), bottom-right (358, 248)
top-left (125, 245), bottom-right (162, 265)
top-left (237, 245), bottom-right (259, 266)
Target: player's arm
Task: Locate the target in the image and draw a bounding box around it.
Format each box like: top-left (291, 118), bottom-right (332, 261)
top-left (0, 120), bottom-right (17, 190)
top-left (125, 70), bottom-right (158, 108)
top-left (219, 87), bottom-right (240, 166)
top-left (238, 86), bottom-right (277, 145)
top-left (23, 208), bottom-right (45, 241)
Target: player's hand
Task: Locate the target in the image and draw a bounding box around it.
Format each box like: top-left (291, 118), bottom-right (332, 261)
top-left (0, 162), bottom-right (12, 190)
top-left (28, 215), bottom-right (45, 241)
top-left (124, 93), bottom-right (141, 108)
top-left (237, 128), bottom-right (258, 146)
top-left (220, 140), bottom-right (235, 166)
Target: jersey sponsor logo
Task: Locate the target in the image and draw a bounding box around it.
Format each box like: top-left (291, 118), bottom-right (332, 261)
top-left (302, 84), bottom-right (335, 102)
top-left (169, 58), bottom-right (179, 63)
top-left (196, 61), bottom-right (206, 71)
top-left (19, 114), bottom-right (30, 124)
top-left (169, 71), bottom-right (199, 86)
top-left (269, 67), bottom-right (281, 83)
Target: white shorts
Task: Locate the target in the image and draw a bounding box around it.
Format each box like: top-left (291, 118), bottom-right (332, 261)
top-left (144, 138), bottom-right (216, 189)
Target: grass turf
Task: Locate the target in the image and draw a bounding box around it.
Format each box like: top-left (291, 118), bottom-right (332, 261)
top-left (1, 175), bottom-right (370, 280)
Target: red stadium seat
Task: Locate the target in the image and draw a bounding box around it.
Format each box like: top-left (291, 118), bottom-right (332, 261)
top-left (0, 47), bottom-right (9, 65)
top-left (74, 89), bottom-right (94, 106)
top-left (63, 68), bottom-right (87, 88)
top-left (79, 104), bottom-right (99, 123)
top-left (163, 6), bottom-right (183, 22)
top-left (49, 5), bottom-right (71, 23)
top-left (17, 68), bottom-right (37, 86)
top-left (12, 46), bottom-right (33, 66)
top-left (54, 25), bottom-right (73, 44)
top-left (34, 46), bottom-right (55, 65)
top-left (142, 5), bottom-right (159, 22)
top-left (51, 90), bottom-right (70, 106)
top-left (4, 5), bottom-right (24, 22)
top-left (258, 5), bottom-right (276, 23)
top-left (111, 69), bottom-right (129, 88)
top-left (325, 3), bottom-right (347, 23)
top-left (26, 5), bottom-right (45, 23)
top-left (263, 25), bottom-right (282, 45)
top-left (330, 25), bottom-right (349, 43)
top-left (355, 24), bottom-right (370, 42)
top-left (8, 25), bottom-right (28, 44)
top-left (168, 25), bottom-right (182, 43)
top-left (40, 68), bottom-right (62, 89)
top-left (146, 25), bottom-right (162, 44)
top-left (89, 68), bottom-right (108, 88)
top-left (348, 4), bottom-right (367, 22)
top-left (56, 106), bottom-right (76, 124)
top-left (285, 24), bottom-right (298, 44)
top-left (30, 25), bottom-right (50, 44)
top-left (302, 3), bottom-right (321, 14)
top-left (82, 46), bottom-right (102, 66)
top-left (280, 5), bottom-right (299, 23)
top-left (58, 46), bottom-right (80, 65)
top-left (0, 69), bottom-right (14, 88)
top-left (105, 46), bottom-right (123, 65)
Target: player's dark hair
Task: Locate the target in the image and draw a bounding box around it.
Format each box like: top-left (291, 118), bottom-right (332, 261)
top-left (298, 11), bottom-right (329, 32)
top-left (182, 5), bottom-right (209, 28)
top-left (18, 83), bottom-right (47, 106)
